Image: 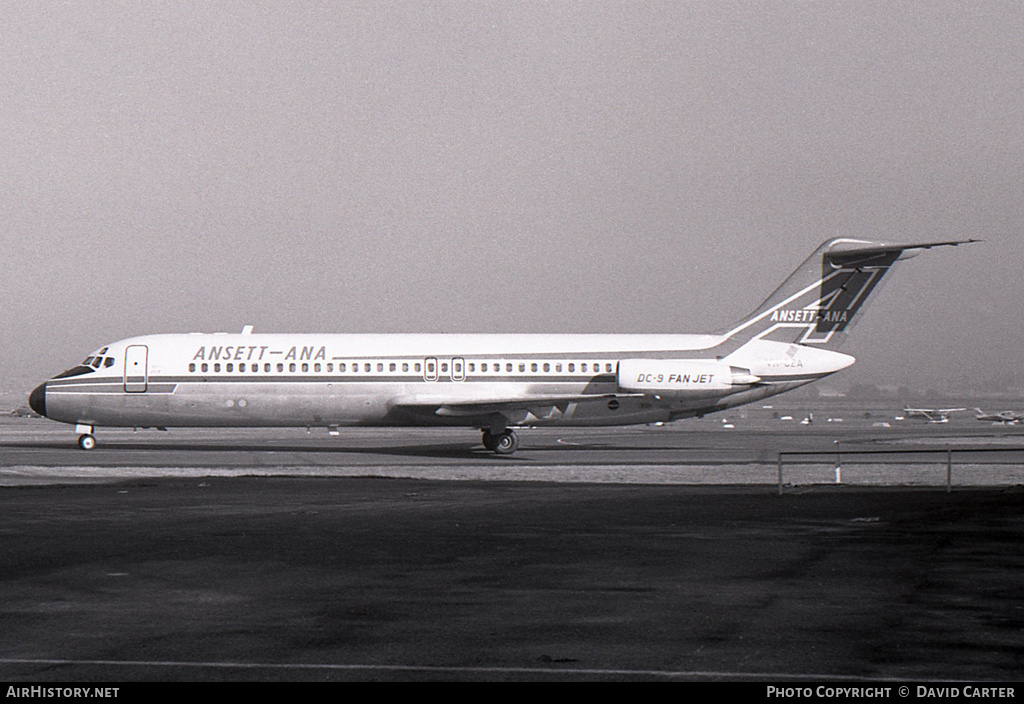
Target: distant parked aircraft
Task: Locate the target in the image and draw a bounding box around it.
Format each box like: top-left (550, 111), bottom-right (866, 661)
top-left (902, 407), bottom-right (966, 423)
top-left (974, 408), bottom-right (1024, 425)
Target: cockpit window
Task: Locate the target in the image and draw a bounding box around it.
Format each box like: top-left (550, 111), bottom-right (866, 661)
top-left (79, 354), bottom-right (116, 370)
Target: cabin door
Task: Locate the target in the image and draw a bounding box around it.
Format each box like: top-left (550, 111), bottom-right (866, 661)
top-left (124, 345), bottom-right (148, 393)
top-left (424, 357), bottom-right (438, 382)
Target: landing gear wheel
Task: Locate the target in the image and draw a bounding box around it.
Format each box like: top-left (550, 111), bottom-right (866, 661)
top-left (481, 430), bottom-right (499, 452)
top-left (78, 434), bottom-right (96, 450)
top-left (492, 429), bottom-right (518, 456)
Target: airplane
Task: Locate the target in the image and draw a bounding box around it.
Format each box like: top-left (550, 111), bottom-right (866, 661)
top-left (974, 408), bottom-right (1024, 425)
top-left (902, 407), bottom-right (966, 423)
top-left (28, 237), bottom-right (975, 453)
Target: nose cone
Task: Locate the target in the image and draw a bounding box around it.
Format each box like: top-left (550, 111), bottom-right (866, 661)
top-left (28, 383), bottom-right (47, 417)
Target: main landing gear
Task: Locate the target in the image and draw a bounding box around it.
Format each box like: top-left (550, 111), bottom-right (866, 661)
top-left (481, 428), bottom-right (519, 455)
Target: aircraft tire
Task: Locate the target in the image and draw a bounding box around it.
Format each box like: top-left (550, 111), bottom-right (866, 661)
top-left (493, 430), bottom-right (518, 455)
top-left (78, 434), bottom-right (96, 450)
top-left (481, 431), bottom-right (499, 452)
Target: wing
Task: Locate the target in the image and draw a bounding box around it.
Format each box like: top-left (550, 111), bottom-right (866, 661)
top-left (389, 392), bottom-right (643, 424)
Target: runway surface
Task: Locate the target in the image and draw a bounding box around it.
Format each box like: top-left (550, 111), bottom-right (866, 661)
top-left (4, 410), bottom-right (1024, 487)
top-left (1, 411), bottom-right (1023, 681)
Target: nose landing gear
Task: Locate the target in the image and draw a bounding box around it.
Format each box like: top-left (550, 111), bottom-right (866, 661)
top-left (481, 428), bottom-right (519, 455)
top-left (76, 424), bottom-right (96, 450)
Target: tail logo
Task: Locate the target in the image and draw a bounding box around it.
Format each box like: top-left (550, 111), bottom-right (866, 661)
top-left (768, 262), bottom-right (889, 345)
top-left (721, 238), bottom-right (976, 351)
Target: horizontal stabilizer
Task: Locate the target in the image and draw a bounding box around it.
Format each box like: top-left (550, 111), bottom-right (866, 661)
top-left (824, 239), bottom-right (980, 262)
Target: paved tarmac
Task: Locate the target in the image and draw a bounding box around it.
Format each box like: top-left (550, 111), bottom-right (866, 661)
top-left (3, 412), bottom-right (1024, 487)
top-left (1, 414), bottom-right (1022, 681)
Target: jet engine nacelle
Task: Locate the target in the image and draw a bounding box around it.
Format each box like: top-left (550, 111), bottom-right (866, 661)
top-left (617, 359), bottom-right (760, 398)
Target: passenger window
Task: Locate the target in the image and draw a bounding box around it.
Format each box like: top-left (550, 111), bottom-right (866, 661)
top-left (377, 363), bottom-right (384, 372)
top-left (390, 363), bottom-right (396, 372)
top-left (531, 363), bottom-right (538, 372)
top-left (481, 363), bottom-right (488, 372)
top-left (402, 362), bottom-right (409, 372)
top-left (506, 363), bottom-right (513, 372)
top-left (581, 363), bottom-right (588, 372)
top-left (264, 363), bottom-right (271, 372)
top-left (189, 363), bottom-right (196, 372)
top-left (301, 363), bottom-right (308, 372)
top-left (226, 363), bottom-right (234, 372)
top-left (568, 363), bottom-right (575, 372)
top-left (202, 363), bottom-right (209, 372)
top-left (543, 363), bottom-right (550, 372)
top-left (518, 363), bottom-right (525, 372)
top-left (415, 363), bottom-right (421, 372)
top-left (468, 363), bottom-right (475, 372)
top-left (277, 363), bottom-right (284, 372)
top-left (365, 363), bottom-right (371, 372)
top-left (214, 363), bottom-right (221, 372)
top-left (289, 363), bottom-right (296, 372)
top-left (441, 362), bottom-right (448, 373)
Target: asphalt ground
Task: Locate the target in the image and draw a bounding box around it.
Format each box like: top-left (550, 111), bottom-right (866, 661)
top-left (1, 414), bottom-right (1022, 682)
top-left (1, 479), bottom-right (1022, 682)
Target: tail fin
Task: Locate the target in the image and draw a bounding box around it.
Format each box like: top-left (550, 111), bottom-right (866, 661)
top-left (718, 238), bottom-right (977, 350)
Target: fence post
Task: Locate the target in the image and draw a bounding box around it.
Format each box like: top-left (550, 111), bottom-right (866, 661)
top-left (778, 453), bottom-right (784, 495)
top-left (947, 448), bottom-right (952, 493)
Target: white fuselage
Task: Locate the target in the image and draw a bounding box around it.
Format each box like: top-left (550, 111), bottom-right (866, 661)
top-left (37, 332), bottom-right (853, 430)
top-left (30, 237), bottom-right (968, 452)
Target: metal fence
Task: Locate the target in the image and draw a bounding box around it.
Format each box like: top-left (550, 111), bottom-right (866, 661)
top-left (776, 446), bottom-right (1024, 494)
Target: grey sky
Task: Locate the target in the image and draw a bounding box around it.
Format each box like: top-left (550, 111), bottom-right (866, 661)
top-left (2, 2), bottom-right (1021, 393)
